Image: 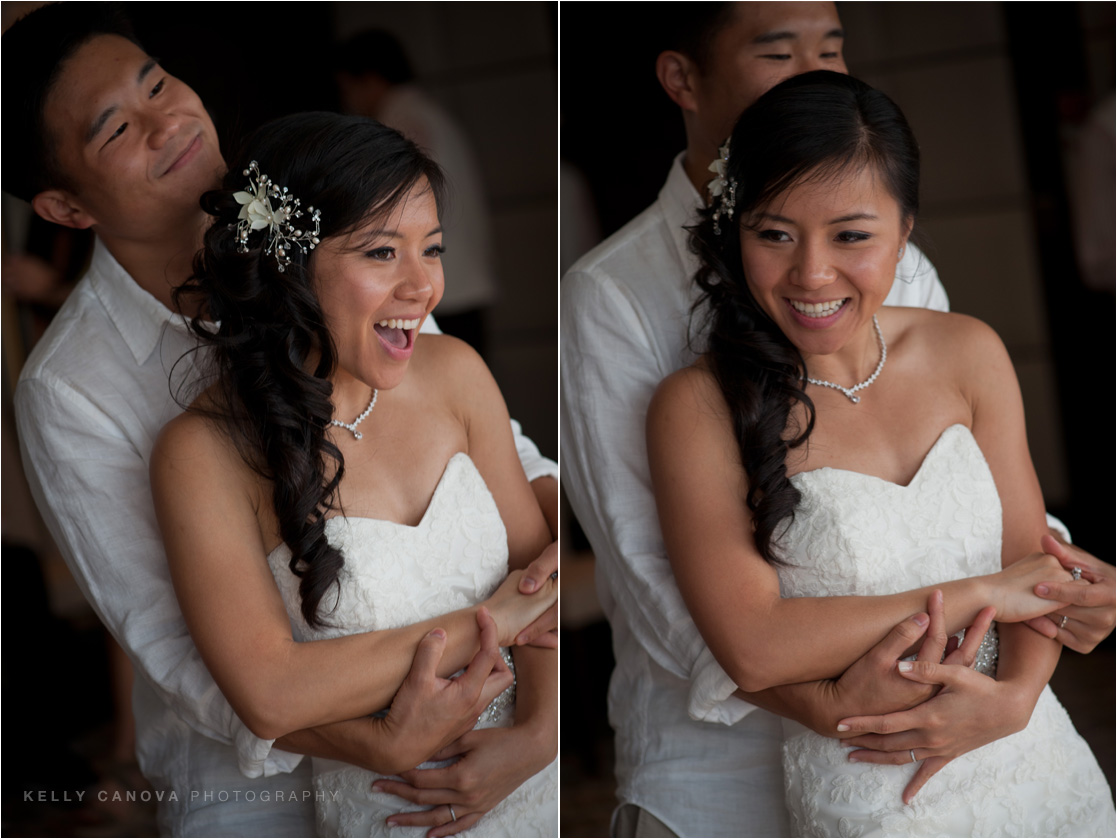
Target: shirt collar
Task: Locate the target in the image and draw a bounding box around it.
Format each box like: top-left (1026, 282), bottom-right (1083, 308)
top-left (85, 238), bottom-right (184, 365)
top-left (658, 152), bottom-right (705, 273)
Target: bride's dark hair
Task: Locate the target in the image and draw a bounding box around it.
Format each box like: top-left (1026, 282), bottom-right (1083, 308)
top-left (690, 70), bottom-right (919, 563)
top-left (175, 112), bottom-right (445, 627)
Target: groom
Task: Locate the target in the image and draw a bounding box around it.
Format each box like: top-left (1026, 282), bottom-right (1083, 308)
top-left (4, 4), bottom-right (558, 835)
top-left (561, 2), bottom-right (1115, 836)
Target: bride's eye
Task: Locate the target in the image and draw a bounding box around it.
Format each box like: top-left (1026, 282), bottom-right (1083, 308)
top-left (756, 229), bottom-right (792, 243)
top-left (365, 247), bottom-right (395, 261)
top-left (424, 244), bottom-right (445, 258)
top-left (836, 231), bottom-right (871, 243)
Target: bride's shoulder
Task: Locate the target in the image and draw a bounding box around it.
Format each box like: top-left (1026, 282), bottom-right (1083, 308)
top-left (412, 332), bottom-right (494, 398)
top-left (648, 361), bottom-right (732, 441)
top-left (151, 393), bottom-right (251, 486)
top-left (884, 307), bottom-right (1006, 357)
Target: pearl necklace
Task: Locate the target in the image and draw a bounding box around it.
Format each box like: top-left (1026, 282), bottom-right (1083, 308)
top-left (330, 389), bottom-right (378, 440)
top-left (804, 315), bottom-right (886, 404)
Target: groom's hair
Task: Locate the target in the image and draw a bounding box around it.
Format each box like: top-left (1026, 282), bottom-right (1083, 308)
top-left (2, 2), bottom-right (142, 203)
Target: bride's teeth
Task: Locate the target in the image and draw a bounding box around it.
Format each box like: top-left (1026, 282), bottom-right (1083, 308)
top-left (377, 318), bottom-right (421, 329)
top-left (791, 299), bottom-right (845, 317)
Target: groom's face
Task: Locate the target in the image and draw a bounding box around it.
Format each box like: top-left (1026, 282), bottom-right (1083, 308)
top-left (41, 34), bottom-right (224, 237)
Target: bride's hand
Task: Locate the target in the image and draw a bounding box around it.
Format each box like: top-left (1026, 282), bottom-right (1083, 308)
top-left (484, 570), bottom-right (557, 647)
top-left (992, 551), bottom-right (1072, 623)
top-left (374, 725), bottom-right (553, 838)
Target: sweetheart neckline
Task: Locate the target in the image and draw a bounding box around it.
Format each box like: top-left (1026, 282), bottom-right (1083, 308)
top-left (323, 451), bottom-right (474, 531)
top-left (790, 423), bottom-right (974, 490)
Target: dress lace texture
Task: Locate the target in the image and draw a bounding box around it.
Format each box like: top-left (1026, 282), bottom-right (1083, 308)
top-left (778, 425), bottom-right (1115, 837)
top-left (267, 453), bottom-right (557, 837)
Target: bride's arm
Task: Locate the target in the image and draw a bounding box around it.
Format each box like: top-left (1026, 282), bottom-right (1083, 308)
top-left (646, 362), bottom-right (1063, 694)
top-left (832, 318), bottom-right (1062, 801)
top-left (150, 417), bottom-right (553, 742)
top-left (371, 336), bottom-right (556, 834)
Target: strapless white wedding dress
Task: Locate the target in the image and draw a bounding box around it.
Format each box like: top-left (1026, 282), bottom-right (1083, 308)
top-left (778, 424), bottom-right (1114, 837)
top-left (267, 452), bottom-right (557, 837)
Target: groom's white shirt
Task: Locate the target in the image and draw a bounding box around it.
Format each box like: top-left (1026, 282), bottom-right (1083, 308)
top-left (16, 238), bottom-right (557, 836)
top-left (560, 154), bottom-right (947, 838)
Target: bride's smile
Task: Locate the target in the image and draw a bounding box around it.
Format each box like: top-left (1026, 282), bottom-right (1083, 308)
top-left (739, 164), bottom-right (911, 381)
top-left (311, 178), bottom-right (445, 398)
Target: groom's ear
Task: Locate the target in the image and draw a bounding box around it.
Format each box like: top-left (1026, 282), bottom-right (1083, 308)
top-left (31, 189), bottom-right (98, 230)
top-left (657, 50), bottom-right (701, 113)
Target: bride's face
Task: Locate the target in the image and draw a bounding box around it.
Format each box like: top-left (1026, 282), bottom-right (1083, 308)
top-left (739, 163), bottom-right (911, 359)
top-left (311, 180), bottom-right (445, 393)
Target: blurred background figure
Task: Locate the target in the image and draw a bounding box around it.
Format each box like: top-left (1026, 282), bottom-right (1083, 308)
top-left (336, 29), bottom-right (499, 358)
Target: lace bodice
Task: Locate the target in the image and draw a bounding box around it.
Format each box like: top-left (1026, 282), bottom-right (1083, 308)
top-left (778, 425), bottom-right (1114, 837)
top-left (266, 453), bottom-right (556, 837)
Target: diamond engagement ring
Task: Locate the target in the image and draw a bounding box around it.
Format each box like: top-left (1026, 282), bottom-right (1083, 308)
top-left (1072, 566), bottom-right (1082, 581)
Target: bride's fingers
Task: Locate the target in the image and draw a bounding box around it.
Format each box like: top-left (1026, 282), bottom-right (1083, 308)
top-left (428, 811), bottom-right (483, 838)
top-left (836, 704), bottom-right (922, 737)
top-left (902, 755), bottom-right (952, 805)
top-left (916, 590), bottom-right (948, 663)
top-left (944, 606), bottom-right (995, 667)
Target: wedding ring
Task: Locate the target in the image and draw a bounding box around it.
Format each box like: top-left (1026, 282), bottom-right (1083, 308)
top-left (1059, 615), bottom-right (1069, 629)
top-left (448, 805), bottom-right (457, 822)
top-left (910, 749), bottom-right (917, 763)
top-left (1072, 566), bottom-right (1082, 581)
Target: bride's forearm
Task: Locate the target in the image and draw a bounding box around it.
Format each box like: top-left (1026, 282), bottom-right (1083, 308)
top-left (992, 622), bottom-right (1059, 728)
top-left (710, 576), bottom-right (998, 693)
top-left (231, 607), bottom-right (487, 740)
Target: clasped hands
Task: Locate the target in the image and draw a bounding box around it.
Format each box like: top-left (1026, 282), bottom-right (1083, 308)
top-left (826, 539), bottom-right (1113, 805)
top-left (369, 543), bottom-right (558, 837)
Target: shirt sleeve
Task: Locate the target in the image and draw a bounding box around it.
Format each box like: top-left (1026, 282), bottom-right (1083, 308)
top-left (15, 374), bottom-right (302, 778)
top-left (561, 270), bottom-right (757, 724)
top-left (889, 242), bottom-right (950, 312)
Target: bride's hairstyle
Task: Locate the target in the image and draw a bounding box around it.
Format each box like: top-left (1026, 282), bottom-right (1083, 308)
top-left (690, 70), bottom-right (920, 564)
top-left (176, 112), bottom-right (445, 627)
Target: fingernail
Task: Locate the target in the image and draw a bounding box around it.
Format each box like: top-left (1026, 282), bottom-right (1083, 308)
top-left (522, 577), bottom-right (538, 592)
top-left (372, 782), bottom-right (384, 792)
top-left (385, 819), bottom-right (397, 827)
top-left (1036, 585), bottom-right (1050, 596)
top-left (837, 723), bottom-right (850, 732)
top-left (848, 755), bottom-right (860, 763)
top-left (912, 613), bottom-right (929, 627)
top-left (516, 632), bottom-right (528, 645)
top-left (429, 628), bottom-right (446, 639)
top-left (898, 661), bottom-right (914, 672)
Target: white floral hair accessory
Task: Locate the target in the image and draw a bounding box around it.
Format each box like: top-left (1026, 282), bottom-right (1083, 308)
top-left (707, 141), bottom-right (737, 236)
top-left (234, 160), bottom-right (322, 272)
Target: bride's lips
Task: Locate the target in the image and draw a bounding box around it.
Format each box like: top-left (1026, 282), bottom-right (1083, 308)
top-left (374, 317), bottom-right (422, 361)
top-left (162, 133), bottom-right (202, 176)
top-left (785, 297), bottom-right (850, 329)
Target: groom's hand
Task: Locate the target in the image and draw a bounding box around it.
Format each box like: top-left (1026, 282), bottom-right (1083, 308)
top-left (374, 725), bottom-right (551, 838)
top-left (515, 541), bottom-right (558, 648)
top-left (377, 608), bottom-right (512, 773)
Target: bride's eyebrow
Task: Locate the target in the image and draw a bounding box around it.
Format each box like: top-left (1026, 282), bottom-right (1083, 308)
top-left (828, 213), bottom-right (878, 224)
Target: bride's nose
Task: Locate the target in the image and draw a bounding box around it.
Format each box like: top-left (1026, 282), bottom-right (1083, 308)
top-left (790, 240), bottom-right (837, 289)
top-left (394, 257), bottom-right (436, 301)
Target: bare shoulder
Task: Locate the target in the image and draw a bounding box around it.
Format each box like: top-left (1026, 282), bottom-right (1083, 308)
top-left (413, 332), bottom-right (489, 386)
top-left (888, 307), bottom-right (1010, 373)
top-left (647, 361), bottom-right (732, 448)
top-left (150, 401), bottom-right (252, 492)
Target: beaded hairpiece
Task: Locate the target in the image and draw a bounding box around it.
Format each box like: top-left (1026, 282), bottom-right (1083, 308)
top-left (233, 160), bottom-right (322, 272)
top-left (707, 141), bottom-right (737, 236)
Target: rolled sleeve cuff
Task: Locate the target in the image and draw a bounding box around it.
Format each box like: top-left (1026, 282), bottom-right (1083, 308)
top-left (687, 646), bottom-right (758, 726)
top-left (235, 726), bottom-right (304, 779)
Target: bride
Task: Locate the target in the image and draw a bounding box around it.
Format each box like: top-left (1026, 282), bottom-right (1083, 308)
top-left (150, 112), bottom-right (557, 837)
top-left (647, 71), bottom-right (1114, 836)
